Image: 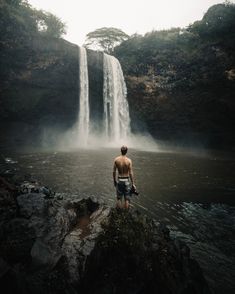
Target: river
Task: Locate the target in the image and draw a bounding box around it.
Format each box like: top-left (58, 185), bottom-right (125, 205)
top-left (3, 148), bottom-right (235, 294)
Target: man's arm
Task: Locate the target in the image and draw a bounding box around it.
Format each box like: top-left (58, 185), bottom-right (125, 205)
top-left (129, 160), bottom-right (135, 186)
top-left (113, 160), bottom-right (117, 187)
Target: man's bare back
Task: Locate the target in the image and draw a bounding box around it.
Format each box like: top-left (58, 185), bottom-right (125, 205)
top-left (113, 146), bottom-right (135, 209)
top-left (114, 155), bottom-right (133, 178)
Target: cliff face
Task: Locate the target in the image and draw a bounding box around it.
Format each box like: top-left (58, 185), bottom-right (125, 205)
top-left (125, 75), bottom-right (235, 148)
top-left (1, 37), bottom-right (78, 125)
top-left (0, 36), bottom-right (105, 148)
top-left (0, 36), bottom-right (78, 147)
top-left (87, 50), bottom-right (104, 134)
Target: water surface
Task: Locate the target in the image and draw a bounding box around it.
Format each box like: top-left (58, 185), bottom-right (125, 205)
top-left (4, 148), bottom-right (235, 294)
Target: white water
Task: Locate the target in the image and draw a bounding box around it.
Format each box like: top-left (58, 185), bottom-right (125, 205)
top-left (103, 53), bottom-right (131, 143)
top-left (78, 47), bottom-right (89, 146)
top-left (56, 50), bottom-right (157, 151)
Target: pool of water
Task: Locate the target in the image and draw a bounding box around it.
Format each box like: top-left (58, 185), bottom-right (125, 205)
top-left (2, 148), bottom-right (235, 293)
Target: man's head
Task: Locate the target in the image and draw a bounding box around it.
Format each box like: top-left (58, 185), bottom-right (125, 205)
top-left (121, 145), bottom-right (128, 155)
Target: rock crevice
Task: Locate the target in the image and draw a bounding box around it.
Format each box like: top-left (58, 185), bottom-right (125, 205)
top-left (0, 189), bottom-right (210, 294)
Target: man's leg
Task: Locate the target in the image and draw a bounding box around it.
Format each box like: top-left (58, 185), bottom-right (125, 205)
top-left (116, 198), bottom-right (122, 209)
top-left (124, 199), bottom-right (130, 209)
top-left (116, 182), bottom-right (124, 209)
top-left (124, 182), bottom-right (131, 209)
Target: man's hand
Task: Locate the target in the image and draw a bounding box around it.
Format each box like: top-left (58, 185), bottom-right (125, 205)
top-left (131, 184), bottom-right (139, 195)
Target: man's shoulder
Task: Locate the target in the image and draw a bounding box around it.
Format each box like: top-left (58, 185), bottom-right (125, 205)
top-left (125, 156), bottom-right (131, 162)
top-left (114, 156), bottom-right (132, 163)
top-left (114, 156), bottom-right (121, 162)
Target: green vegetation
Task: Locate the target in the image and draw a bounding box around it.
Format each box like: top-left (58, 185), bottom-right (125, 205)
top-left (0, 0), bottom-right (66, 80)
top-left (0, 0), bottom-right (66, 41)
top-left (113, 3), bottom-right (235, 146)
top-left (115, 2), bottom-right (235, 89)
top-left (84, 27), bottom-right (129, 54)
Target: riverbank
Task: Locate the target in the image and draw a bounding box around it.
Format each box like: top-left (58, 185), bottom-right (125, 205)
top-left (0, 169), bottom-right (210, 294)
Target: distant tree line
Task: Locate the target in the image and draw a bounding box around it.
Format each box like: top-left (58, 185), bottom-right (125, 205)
top-left (113, 2), bottom-right (235, 90)
top-left (0, 0), bottom-right (66, 85)
top-left (0, 0), bottom-right (66, 43)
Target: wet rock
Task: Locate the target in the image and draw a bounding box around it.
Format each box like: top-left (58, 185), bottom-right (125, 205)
top-left (19, 181), bottom-right (55, 197)
top-left (0, 189), bottom-right (17, 222)
top-left (0, 218), bottom-right (35, 263)
top-left (0, 192), bottom-right (211, 294)
top-left (17, 193), bottom-right (46, 218)
top-left (81, 209), bottom-right (211, 294)
top-left (31, 238), bottom-right (61, 269)
top-left (61, 206), bottom-right (110, 287)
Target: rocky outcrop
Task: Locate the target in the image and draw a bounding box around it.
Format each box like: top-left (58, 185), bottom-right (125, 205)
top-left (0, 181), bottom-right (210, 294)
top-left (81, 209), bottom-right (210, 294)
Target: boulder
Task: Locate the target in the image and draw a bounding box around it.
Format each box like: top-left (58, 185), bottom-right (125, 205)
top-left (0, 192), bottom-right (210, 294)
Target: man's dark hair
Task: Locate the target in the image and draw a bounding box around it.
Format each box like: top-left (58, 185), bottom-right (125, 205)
top-left (121, 145), bottom-right (128, 155)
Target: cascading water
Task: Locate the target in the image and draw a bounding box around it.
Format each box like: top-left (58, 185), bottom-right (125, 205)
top-left (78, 46), bottom-right (89, 146)
top-left (103, 53), bottom-right (131, 143)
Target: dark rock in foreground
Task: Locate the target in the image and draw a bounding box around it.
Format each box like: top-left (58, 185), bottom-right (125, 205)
top-left (0, 189), bottom-right (210, 294)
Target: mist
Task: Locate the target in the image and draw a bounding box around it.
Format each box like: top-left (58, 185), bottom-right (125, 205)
top-left (40, 123), bottom-right (160, 153)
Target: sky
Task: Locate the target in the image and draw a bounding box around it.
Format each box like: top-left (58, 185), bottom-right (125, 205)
top-left (28, 0), bottom-right (233, 46)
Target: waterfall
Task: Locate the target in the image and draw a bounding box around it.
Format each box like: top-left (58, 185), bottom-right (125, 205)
top-left (78, 46), bottom-right (89, 146)
top-left (76, 50), bottom-right (131, 147)
top-left (103, 53), bottom-right (131, 143)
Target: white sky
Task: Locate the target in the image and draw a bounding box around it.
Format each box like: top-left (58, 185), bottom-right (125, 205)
top-left (28, 0), bottom-right (234, 46)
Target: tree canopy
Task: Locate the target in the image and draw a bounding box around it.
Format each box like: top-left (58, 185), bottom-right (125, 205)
top-left (0, 0), bottom-right (66, 43)
top-left (114, 3), bottom-right (235, 89)
top-left (0, 0), bottom-right (67, 83)
top-left (34, 10), bottom-right (67, 38)
top-left (188, 2), bottom-right (235, 45)
top-left (84, 27), bottom-right (129, 54)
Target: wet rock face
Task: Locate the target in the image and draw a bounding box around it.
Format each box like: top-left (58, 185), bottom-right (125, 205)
top-left (87, 49), bottom-right (104, 133)
top-left (0, 37), bottom-right (107, 149)
top-left (0, 193), bottom-right (110, 294)
top-left (0, 36), bottom-right (79, 149)
top-left (0, 192), bottom-right (210, 294)
top-left (82, 209), bottom-right (211, 294)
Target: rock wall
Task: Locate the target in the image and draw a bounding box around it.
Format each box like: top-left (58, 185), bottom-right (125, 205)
top-left (87, 50), bottom-right (104, 133)
top-left (0, 37), bottom-right (105, 149)
top-left (125, 74), bottom-right (235, 148)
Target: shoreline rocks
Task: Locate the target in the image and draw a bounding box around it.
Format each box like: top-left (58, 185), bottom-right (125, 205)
top-left (0, 176), bottom-right (211, 294)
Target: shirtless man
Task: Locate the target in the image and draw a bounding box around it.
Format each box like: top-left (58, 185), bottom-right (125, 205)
top-left (113, 145), bottom-right (135, 209)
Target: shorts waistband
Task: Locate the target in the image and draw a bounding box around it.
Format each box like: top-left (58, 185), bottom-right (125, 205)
top-left (118, 177), bottom-right (129, 181)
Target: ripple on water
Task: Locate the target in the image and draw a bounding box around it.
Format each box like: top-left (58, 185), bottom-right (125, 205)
top-left (6, 149), bottom-right (235, 294)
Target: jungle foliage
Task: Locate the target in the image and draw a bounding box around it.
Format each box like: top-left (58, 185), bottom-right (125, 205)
top-left (0, 0), bottom-right (66, 85)
top-left (114, 3), bottom-right (235, 90)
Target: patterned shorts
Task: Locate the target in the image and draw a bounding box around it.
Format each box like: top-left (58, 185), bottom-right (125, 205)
top-left (116, 178), bottom-right (131, 201)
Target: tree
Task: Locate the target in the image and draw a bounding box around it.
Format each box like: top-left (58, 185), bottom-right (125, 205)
top-left (84, 27), bottom-right (129, 54)
top-left (187, 3), bottom-right (235, 42)
top-left (34, 10), bottom-right (66, 38)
